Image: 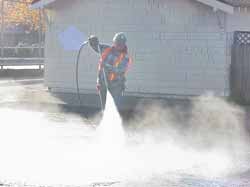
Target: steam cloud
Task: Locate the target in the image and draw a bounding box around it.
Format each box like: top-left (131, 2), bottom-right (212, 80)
top-left (0, 88), bottom-right (249, 186)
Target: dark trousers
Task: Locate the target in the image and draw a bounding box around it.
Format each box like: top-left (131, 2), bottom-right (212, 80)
top-left (99, 82), bottom-right (124, 110)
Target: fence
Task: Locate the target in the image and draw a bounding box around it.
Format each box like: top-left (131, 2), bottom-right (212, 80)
top-left (231, 31), bottom-right (250, 103)
top-left (0, 45), bottom-right (44, 68)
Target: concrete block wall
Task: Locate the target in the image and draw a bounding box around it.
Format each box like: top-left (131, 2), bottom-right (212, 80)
top-left (45, 0), bottom-right (230, 97)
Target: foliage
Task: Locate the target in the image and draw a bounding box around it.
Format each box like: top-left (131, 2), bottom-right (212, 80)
top-left (0, 0), bottom-right (42, 31)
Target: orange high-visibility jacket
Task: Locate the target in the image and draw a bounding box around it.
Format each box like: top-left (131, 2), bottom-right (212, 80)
top-left (98, 45), bottom-right (132, 84)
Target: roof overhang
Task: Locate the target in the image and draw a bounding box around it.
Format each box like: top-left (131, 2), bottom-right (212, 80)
top-left (31, 0), bottom-right (234, 14)
top-left (30, 0), bottom-right (57, 9)
top-left (195, 0), bottom-right (234, 14)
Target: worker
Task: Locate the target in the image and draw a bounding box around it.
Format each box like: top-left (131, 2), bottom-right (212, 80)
top-left (88, 32), bottom-right (131, 110)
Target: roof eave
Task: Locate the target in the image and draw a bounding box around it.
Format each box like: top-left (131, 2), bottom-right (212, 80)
top-left (31, 0), bottom-right (235, 14)
top-left (195, 0), bottom-right (234, 14)
top-left (30, 0), bottom-right (57, 9)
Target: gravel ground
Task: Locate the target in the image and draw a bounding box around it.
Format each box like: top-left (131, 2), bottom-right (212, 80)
top-left (0, 77), bottom-right (250, 187)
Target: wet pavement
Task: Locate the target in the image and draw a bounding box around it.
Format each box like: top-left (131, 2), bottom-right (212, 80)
top-left (1, 175), bottom-right (250, 187)
top-left (0, 76), bottom-right (250, 187)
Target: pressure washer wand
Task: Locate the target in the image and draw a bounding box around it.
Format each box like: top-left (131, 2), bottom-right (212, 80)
top-left (98, 45), bottom-right (109, 90)
top-left (98, 44), bottom-right (109, 111)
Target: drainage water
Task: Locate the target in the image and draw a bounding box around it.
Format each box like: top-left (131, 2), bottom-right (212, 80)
top-left (0, 92), bottom-right (249, 186)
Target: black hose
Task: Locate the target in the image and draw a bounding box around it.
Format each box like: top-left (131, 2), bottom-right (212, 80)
top-left (75, 42), bottom-right (107, 110)
top-left (75, 41), bottom-right (88, 106)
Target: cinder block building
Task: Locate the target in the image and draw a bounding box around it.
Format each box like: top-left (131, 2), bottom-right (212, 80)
top-left (31, 0), bottom-right (250, 107)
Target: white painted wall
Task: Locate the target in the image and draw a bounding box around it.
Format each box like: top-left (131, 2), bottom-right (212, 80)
top-left (45, 0), bottom-right (238, 97)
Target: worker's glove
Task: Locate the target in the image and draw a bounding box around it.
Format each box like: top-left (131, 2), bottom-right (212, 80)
top-left (96, 83), bottom-right (101, 92)
top-left (88, 35), bottom-right (99, 48)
